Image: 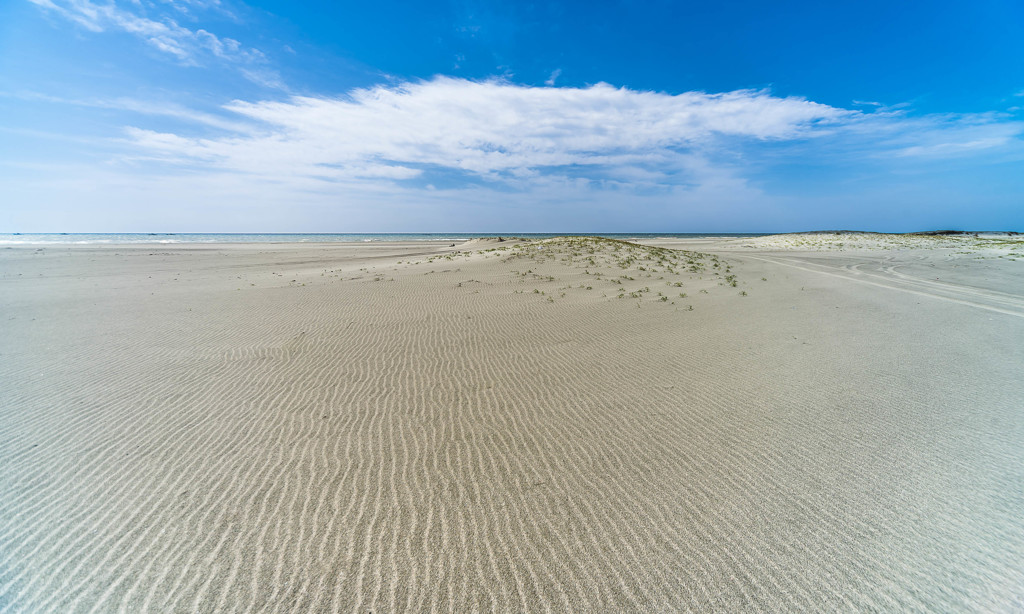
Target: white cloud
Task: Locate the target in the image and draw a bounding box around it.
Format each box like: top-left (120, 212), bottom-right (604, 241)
top-left (28, 0), bottom-right (279, 86)
top-left (123, 77), bottom-right (850, 188)
top-left (898, 136), bottom-right (1013, 157)
top-left (868, 113), bottom-right (1024, 158)
top-left (545, 69), bottom-right (562, 87)
top-left (15, 76), bottom-right (1022, 231)
top-left (0, 91), bottom-right (251, 132)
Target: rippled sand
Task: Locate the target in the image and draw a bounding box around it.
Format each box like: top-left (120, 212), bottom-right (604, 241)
top-left (2, 236), bottom-right (1023, 612)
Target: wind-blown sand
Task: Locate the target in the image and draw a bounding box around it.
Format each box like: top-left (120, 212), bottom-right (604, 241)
top-left (1, 234), bottom-right (1022, 612)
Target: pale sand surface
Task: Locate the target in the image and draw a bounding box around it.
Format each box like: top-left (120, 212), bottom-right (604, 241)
top-left (1, 235), bottom-right (1023, 612)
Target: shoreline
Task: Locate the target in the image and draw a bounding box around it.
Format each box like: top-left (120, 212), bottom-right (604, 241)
top-left (2, 229), bottom-right (1020, 251)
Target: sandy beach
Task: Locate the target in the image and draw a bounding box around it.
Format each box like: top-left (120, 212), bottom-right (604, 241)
top-left (1, 234), bottom-right (1022, 612)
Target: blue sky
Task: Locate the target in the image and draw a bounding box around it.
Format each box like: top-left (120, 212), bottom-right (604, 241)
top-left (1, 0), bottom-right (1022, 232)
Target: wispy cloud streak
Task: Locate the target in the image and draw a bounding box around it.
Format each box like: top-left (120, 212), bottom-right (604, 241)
top-left (17, 77), bottom-right (1021, 230)
top-left (123, 77), bottom-right (851, 187)
top-left (28, 0), bottom-right (281, 87)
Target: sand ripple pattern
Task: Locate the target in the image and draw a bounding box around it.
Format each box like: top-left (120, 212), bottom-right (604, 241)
top-left (1, 242), bottom-right (1023, 612)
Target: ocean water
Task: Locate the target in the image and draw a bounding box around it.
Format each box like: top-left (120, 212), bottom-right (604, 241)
top-left (0, 232), bottom-right (766, 245)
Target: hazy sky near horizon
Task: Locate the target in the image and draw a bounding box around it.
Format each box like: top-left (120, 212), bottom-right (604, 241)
top-left (2, 0), bottom-right (1023, 232)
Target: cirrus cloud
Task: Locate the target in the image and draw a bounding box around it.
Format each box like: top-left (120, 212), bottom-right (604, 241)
top-left (33, 76), bottom-right (1021, 232)
top-left (124, 77), bottom-right (852, 187)
top-left (29, 0), bottom-right (281, 87)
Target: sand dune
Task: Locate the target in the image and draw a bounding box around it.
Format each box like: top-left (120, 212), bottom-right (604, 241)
top-left (1, 236), bottom-right (1022, 612)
